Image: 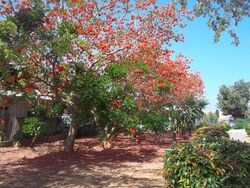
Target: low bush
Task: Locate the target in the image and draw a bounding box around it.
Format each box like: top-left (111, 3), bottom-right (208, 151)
top-left (193, 126), bottom-right (229, 147)
top-left (218, 140), bottom-right (250, 187)
top-left (163, 143), bottom-right (226, 188)
top-left (215, 122), bottom-right (231, 131)
top-left (245, 124), bottom-right (250, 136)
top-left (22, 117), bottom-right (49, 146)
top-left (195, 122), bottom-right (209, 129)
top-left (163, 141), bottom-right (250, 188)
top-left (233, 118), bottom-right (250, 129)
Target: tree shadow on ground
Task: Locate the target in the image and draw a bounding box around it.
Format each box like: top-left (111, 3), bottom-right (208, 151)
top-left (0, 133), bottom-right (191, 187)
top-left (0, 143), bottom-right (162, 187)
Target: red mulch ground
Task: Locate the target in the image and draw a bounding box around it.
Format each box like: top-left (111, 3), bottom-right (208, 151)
top-left (0, 133), bottom-right (191, 188)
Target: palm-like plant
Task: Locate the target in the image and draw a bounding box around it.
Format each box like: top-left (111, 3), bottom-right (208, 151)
top-left (168, 96), bottom-right (207, 142)
top-left (180, 96), bottom-right (207, 130)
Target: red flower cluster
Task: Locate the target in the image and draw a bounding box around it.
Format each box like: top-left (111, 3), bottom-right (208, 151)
top-left (112, 100), bottom-right (121, 109)
top-left (134, 69), bottom-right (144, 74)
top-left (24, 83), bottom-right (37, 94)
top-left (129, 128), bottom-right (136, 135)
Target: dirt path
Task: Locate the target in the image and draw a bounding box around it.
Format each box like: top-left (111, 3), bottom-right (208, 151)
top-left (1, 134), bottom-right (188, 188)
top-left (39, 157), bottom-right (165, 188)
top-left (228, 129), bottom-right (248, 141)
top-left (1, 154), bottom-right (165, 188)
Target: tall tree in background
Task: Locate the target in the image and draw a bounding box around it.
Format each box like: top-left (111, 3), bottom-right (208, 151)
top-left (218, 80), bottom-right (250, 118)
top-left (0, 0), bottom-right (203, 151)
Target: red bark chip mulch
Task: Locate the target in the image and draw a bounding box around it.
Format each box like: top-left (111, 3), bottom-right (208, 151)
top-left (0, 133), bottom-right (191, 188)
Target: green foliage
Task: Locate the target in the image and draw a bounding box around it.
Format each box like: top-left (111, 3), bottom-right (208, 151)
top-left (0, 21), bottom-right (18, 64)
top-left (163, 140), bottom-right (250, 188)
top-left (127, 96), bottom-right (207, 142)
top-left (22, 117), bottom-right (48, 137)
top-left (73, 68), bottom-right (140, 141)
top-left (106, 63), bottom-right (128, 80)
top-left (215, 122), bottom-right (231, 132)
top-left (234, 118), bottom-right (250, 129)
top-left (58, 21), bottom-right (77, 36)
top-left (193, 125), bottom-right (250, 187)
top-left (163, 143), bottom-right (226, 188)
top-left (0, 21), bottom-right (17, 42)
top-left (191, 0), bottom-right (250, 45)
top-left (193, 126), bottom-right (229, 147)
top-left (196, 122), bottom-right (208, 128)
top-left (217, 140), bottom-right (250, 187)
top-left (217, 80), bottom-right (250, 118)
top-left (246, 124), bottom-right (250, 136)
top-left (52, 32), bottom-right (75, 56)
top-left (14, 105), bottom-right (59, 140)
top-left (166, 96), bottom-right (207, 136)
top-left (32, 103), bottom-right (63, 117)
top-left (203, 111), bottom-right (218, 124)
top-left (140, 110), bottom-right (169, 133)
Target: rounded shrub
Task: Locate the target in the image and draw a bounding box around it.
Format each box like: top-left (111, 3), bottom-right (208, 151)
top-left (245, 124), bottom-right (250, 136)
top-left (163, 143), bottom-right (226, 188)
top-left (163, 141), bottom-right (250, 188)
top-left (22, 117), bottom-right (49, 146)
top-left (218, 140), bottom-right (250, 187)
top-left (193, 126), bottom-right (229, 147)
top-left (215, 122), bottom-right (231, 132)
top-left (22, 117), bottom-right (48, 137)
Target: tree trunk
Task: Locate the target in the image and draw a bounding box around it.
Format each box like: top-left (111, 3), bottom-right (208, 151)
top-left (102, 126), bottom-right (115, 149)
top-left (30, 134), bottom-right (37, 147)
top-left (172, 132), bottom-right (177, 144)
top-left (91, 107), bottom-right (100, 127)
top-left (64, 115), bottom-right (79, 152)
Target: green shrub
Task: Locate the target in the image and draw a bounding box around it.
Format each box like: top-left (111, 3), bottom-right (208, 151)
top-left (193, 126), bottom-right (229, 147)
top-left (163, 143), bottom-right (226, 188)
top-left (245, 124), bottom-right (250, 136)
top-left (233, 118), bottom-right (250, 129)
top-left (22, 117), bottom-right (49, 145)
top-left (218, 140), bottom-right (250, 187)
top-left (215, 122), bottom-right (231, 131)
top-left (196, 122), bottom-right (210, 128)
top-left (163, 141), bottom-right (250, 188)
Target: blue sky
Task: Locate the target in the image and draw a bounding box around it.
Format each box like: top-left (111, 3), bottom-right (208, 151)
top-left (169, 7), bottom-right (250, 112)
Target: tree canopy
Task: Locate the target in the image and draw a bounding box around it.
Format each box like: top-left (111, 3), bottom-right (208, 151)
top-left (0, 0), bottom-right (204, 151)
top-left (218, 80), bottom-right (250, 118)
top-left (192, 0), bottom-right (250, 45)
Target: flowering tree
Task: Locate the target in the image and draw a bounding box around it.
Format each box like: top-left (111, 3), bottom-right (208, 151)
top-left (0, 0), bottom-right (203, 151)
